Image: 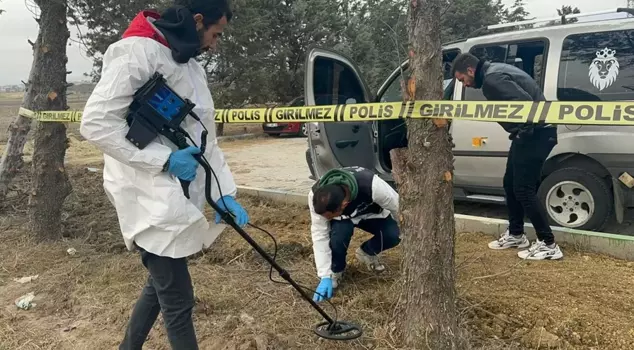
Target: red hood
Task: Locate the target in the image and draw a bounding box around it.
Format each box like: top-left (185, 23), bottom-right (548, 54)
top-left (122, 10), bottom-right (169, 47)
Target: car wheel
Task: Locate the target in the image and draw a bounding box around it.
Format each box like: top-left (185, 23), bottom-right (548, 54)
top-left (537, 167), bottom-right (613, 231)
top-left (299, 123), bottom-right (308, 137)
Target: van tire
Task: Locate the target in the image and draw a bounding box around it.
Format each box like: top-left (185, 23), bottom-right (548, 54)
top-left (537, 167), bottom-right (613, 232)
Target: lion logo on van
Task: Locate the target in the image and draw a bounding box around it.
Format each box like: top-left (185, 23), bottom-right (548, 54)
top-left (589, 48), bottom-right (619, 91)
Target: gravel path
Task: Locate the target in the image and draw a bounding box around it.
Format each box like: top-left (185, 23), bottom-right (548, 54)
top-left (220, 136), bottom-right (314, 194)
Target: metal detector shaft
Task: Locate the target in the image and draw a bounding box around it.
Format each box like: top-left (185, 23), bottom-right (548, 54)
top-left (193, 157), bottom-right (336, 326)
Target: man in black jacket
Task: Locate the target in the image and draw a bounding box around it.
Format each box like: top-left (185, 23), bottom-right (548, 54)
top-left (451, 52), bottom-right (563, 261)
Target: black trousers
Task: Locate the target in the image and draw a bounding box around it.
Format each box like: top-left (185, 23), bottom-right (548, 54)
top-left (119, 248), bottom-right (198, 350)
top-left (504, 127), bottom-right (557, 246)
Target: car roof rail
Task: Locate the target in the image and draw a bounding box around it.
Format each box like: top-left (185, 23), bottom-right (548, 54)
top-left (467, 7), bottom-right (634, 38)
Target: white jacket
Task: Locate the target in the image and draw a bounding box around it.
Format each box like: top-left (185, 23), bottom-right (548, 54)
top-left (308, 174), bottom-right (399, 279)
top-left (80, 35), bottom-right (236, 258)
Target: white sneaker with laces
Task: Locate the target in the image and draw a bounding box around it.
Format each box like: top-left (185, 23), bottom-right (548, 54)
top-left (518, 240), bottom-right (564, 260)
top-left (355, 247), bottom-right (386, 273)
top-left (488, 230), bottom-right (530, 250)
top-left (331, 272), bottom-right (342, 288)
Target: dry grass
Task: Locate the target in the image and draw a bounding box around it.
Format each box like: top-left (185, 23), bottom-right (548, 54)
top-left (2, 164), bottom-right (634, 349)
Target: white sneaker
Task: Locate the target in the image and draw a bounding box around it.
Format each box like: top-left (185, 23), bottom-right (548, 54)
top-left (355, 247), bottom-right (386, 273)
top-left (518, 240), bottom-right (564, 260)
top-left (488, 230), bottom-right (530, 250)
top-left (331, 272), bottom-right (342, 288)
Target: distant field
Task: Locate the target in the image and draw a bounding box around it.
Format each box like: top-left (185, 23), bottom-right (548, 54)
top-left (0, 94), bottom-right (88, 143)
top-left (0, 92), bottom-right (25, 100)
top-left (0, 94), bottom-right (263, 144)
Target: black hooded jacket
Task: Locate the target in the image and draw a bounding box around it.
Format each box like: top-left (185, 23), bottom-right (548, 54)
top-left (473, 59), bottom-right (550, 136)
top-left (153, 6), bottom-right (203, 64)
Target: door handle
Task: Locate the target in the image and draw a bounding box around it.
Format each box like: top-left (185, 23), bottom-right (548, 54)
top-left (352, 125), bottom-right (360, 133)
top-left (335, 140), bottom-right (359, 148)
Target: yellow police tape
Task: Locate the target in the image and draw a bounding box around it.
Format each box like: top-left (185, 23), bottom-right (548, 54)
top-left (19, 107), bottom-right (84, 123)
top-left (18, 100), bottom-right (634, 125)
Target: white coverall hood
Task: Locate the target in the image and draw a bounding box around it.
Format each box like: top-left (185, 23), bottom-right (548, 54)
top-left (80, 15), bottom-right (237, 258)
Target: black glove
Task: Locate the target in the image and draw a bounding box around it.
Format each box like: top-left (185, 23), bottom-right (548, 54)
top-left (509, 126), bottom-right (535, 142)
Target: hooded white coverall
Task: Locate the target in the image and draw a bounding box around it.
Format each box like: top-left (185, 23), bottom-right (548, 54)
top-left (80, 35), bottom-right (236, 259)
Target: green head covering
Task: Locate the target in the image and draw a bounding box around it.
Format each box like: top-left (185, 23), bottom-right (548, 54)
top-left (318, 168), bottom-right (358, 200)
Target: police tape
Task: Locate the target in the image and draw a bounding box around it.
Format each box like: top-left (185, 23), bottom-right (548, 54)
top-left (19, 107), bottom-right (83, 123)
top-left (18, 100), bottom-right (634, 125)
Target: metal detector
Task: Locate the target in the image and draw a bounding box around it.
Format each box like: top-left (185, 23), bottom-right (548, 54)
top-left (124, 72), bottom-right (363, 341)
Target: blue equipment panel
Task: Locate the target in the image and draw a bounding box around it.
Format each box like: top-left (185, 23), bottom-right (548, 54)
top-left (148, 84), bottom-right (186, 121)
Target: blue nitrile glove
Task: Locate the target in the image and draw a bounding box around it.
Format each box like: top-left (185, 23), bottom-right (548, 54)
top-left (166, 146), bottom-right (201, 181)
top-left (313, 277), bottom-right (333, 302)
top-left (215, 195), bottom-right (249, 227)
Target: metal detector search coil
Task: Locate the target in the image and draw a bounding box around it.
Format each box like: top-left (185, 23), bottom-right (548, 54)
top-left (123, 73), bottom-right (363, 341)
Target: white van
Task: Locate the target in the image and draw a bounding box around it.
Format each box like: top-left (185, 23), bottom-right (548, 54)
top-left (303, 8), bottom-right (634, 232)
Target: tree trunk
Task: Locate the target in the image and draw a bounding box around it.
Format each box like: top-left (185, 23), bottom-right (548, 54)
top-left (216, 122), bottom-right (225, 137)
top-left (391, 0), bottom-right (467, 348)
top-left (26, 0), bottom-right (73, 239)
top-left (0, 43), bottom-right (48, 201)
top-left (0, 113), bottom-right (32, 202)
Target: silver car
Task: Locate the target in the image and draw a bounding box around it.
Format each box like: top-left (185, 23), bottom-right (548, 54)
top-left (303, 8), bottom-right (634, 232)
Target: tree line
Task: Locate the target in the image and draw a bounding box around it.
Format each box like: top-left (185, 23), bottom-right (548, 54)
top-left (71, 0), bottom-right (535, 107)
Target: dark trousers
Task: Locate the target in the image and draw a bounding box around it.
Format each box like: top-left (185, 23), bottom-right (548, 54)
top-left (330, 215), bottom-right (401, 273)
top-left (504, 127), bottom-right (557, 246)
top-left (119, 248), bottom-right (198, 350)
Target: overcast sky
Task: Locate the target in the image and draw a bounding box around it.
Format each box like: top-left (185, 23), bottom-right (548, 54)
top-left (0, 0), bottom-right (630, 85)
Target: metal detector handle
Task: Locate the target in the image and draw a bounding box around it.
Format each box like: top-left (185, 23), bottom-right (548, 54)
top-left (170, 130), bottom-right (195, 199)
top-left (179, 179), bottom-right (191, 199)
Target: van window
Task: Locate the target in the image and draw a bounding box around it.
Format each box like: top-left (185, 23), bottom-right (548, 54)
top-left (379, 49), bottom-right (461, 102)
top-left (313, 57), bottom-right (366, 105)
top-left (557, 30), bottom-right (634, 101)
top-left (463, 40), bottom-right (547, 101)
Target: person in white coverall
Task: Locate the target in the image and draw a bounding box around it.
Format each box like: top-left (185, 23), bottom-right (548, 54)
top-left (79, 1), bottom-right (247, 349)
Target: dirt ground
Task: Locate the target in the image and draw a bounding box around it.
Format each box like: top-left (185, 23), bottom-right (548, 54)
top-left (1, 163), bottom-right (634, 350)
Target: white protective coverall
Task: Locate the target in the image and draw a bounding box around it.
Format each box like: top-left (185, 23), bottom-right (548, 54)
top-left (80, 32), bottom-right (236, 259)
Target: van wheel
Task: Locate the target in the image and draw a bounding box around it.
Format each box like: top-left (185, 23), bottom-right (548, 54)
top-left (537, 167), bottom-right (613, 231)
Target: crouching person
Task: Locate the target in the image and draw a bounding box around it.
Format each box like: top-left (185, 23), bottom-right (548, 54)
top-left (308, 166), bottom-right (401, 302)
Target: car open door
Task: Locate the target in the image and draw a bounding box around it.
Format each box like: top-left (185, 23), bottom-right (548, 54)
top-left (304, 47), bottom-right (376, 177)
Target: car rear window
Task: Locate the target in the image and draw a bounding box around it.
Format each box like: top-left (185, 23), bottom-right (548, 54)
top-left (558, 29), bottom-right (634, 101)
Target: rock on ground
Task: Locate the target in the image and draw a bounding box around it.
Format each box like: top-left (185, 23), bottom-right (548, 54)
top-left (520, 326), bottom-right (563, 349)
